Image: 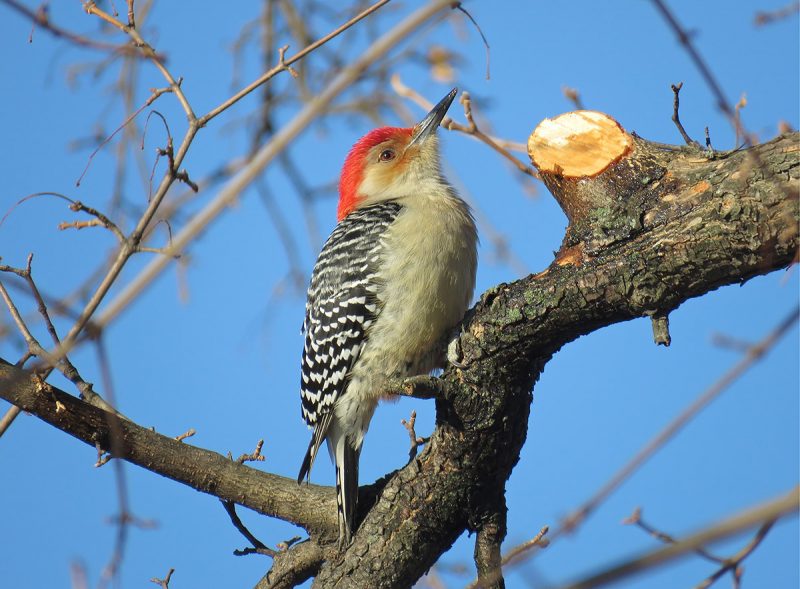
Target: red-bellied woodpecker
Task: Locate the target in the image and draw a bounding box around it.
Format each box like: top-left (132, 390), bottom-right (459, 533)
top-left (297, 88), bottom-right (478, 545)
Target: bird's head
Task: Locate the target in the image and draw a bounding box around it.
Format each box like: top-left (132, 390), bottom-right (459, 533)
top-left (337, 88), bottom-right (457, 221)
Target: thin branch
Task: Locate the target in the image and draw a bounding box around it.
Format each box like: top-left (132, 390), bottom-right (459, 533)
top-left (94, 332), bottom-right (140, 589)
top-left (222, 500), bottom-right (273, 556)
top-left (95, 0), bottom-right (458, 331)
top-left (83, 1), bottom-right (195, 119)
top-left (0, 359), bottom-right (339, 534)
top-left (650, 0), bottom-right (746, 143)
top-left (235, 439), bottom-right (266, 464)
top-left (28, 37), bottom-right (203, 381)
top-left (507, 305), bottom-right (799, 565)
top-left (125, 0), bottom-right (135, 29)
top-left (562, 85), bottom-right (584, 110)
top-left (391, 75), bottom-right (533, 170)
top-left (1, 0), bottom-right (141, 55)
top-left (623, 507), bottom-right (724, 564)
top-left (0, 257), bottom-right (122, 417)
top-left (174, 428), bottom-right (196, 442)
top-left (454, 3), bottom-right (491, 80)
top-left (754, 2), bottom-right (800, 26)
top-left (149, 568), bottom-right (174, 589)
top-left (695, 520), bottom-right (775, 589)
top-left (670, 82), bottom-right (699, 146)
top-left (76, 85), bottom-right (172, 187)
top-left (0, 405), bottom-right (22, 437)
top-left (400, 410), bottom-right (427, 462)
top-left (623, 506), bottom-right (776, 589)
top-left (199, 0), bottom-right (391, 125)
top-left (500, 526), bottom-right (550, 568)
top-left (556, 486), bottom-right (799, 589)
top-left (0, 267), bottom-right (41, 352)
top-left (734, 93), bottom-right (747, 147)
top-left (560, 306), bottom-right (798, 529)
top-left (3, 192), bottom-right (125, 242)
top-left (711, 332), bottom-right (755, 353)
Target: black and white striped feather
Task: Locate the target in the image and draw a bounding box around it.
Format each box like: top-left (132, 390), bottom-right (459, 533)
top-left (297, 201), bottom-right (403, 484)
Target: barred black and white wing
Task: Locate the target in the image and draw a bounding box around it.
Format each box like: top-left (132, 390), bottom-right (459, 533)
top-left (297, 202), bottom-right (403, 484)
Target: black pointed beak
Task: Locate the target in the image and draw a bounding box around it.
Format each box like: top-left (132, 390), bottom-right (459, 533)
top-left (408, 87), bottom-right (457, 148)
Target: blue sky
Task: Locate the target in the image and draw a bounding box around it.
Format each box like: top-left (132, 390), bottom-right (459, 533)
top-left (0, 2), bottom-right (797, 588)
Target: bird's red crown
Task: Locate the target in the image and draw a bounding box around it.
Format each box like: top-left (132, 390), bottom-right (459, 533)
top-left (337, 126), bottom-right (413, 221)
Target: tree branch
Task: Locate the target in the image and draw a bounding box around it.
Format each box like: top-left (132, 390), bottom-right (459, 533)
top-left (0, 358), bottom-right (337, 539)
top-left (312, 127), bottom-right (797, 586)
top-left (557, 486), bottom-right (799, 589)
top-left (1, 121), bottom-right (796, 587)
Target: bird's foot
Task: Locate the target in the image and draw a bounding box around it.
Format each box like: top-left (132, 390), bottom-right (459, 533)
top-left (446, 327), bottom-right (467, 369)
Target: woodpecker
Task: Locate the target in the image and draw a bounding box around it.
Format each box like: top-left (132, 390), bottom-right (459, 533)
top-left (298, 88), bottom-right (477, 545)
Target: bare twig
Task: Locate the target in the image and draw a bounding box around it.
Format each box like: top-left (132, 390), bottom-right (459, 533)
top-left (199, 0), bottom-right (391, 125)
top-left (3, 193), bottom-right (125, 242)
top-left (221, 499), bottom-right (274, 556)
top-left (0, 406), bottom-right (22, 437)
top-left (174, 428), bottom-right (196, 442)
top-left (560, 306), bottom-right (798, 531)
top-left (754, 2), bottom-right (800, 26)
top-left (623, 506), bottom-right (776, 589)
top-left (149, 568), bottom-right (174, 588)
top-left (505, 306), bottom-right (799, 566)
top-left (401, 410), bottom-right (427, 461)
top-left (500, 525), bottom-right (550, 567)
top-left (454, 3), bottom-right (491, 80)
top-left (125, 0), bottom-right (135, 29)
top-left (0, 255), bottom-right (124, 431)
top-left (2, 0), bottom-right (141, 55)
top-left (95, 0), bottom-right (458, 332)
top-left (391, 75), bottom-right (536, 179)
top-left (711, 332), bottom-right (755, 353)
top-left (235, 439), bottom-right (266, 464)
top-left (623, 507), bottom-right (724, 564)
top-left (670, 82), bottom-right (699, 146)
top-left (95, 334), bottom-right (140, 589)
top-left (704, 126), bottom-right (714, 155)
top-left (734, 93), bottom-right (747, 147)
top-left (556, 486), bottom-right (798, 589)
top-left (58, 219), bottom-right (103, 231)
top-left (76, 85), bottom-right (172, 187)
top-left (650, 0), bottom-right (746, 144)
top-left (0, 264), bottom-right (43, 352)
top-left (694, 520), bottom-right (775, 589)
top-left (84, 1), bottom-right (195, 118)
top-left (253, 539), bottom-right (325, 588)
top-left (562, 85), bottom-right (585, 110)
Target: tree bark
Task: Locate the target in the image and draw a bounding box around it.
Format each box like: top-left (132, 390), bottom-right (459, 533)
top-left (0, 117), bottom-right (796, 588)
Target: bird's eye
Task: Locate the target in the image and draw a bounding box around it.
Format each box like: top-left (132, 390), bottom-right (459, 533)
top-left (379, 149), bottom-right (396, 162)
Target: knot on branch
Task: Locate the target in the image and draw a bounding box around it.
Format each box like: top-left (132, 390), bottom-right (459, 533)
top-left (528, 111), bottom-right (668, 259)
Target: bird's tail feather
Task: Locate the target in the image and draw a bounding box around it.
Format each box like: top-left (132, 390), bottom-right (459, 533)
top-left (297, 412), bottom-right (333, 484)
top-left (332, 429), bottom-right (360, 546)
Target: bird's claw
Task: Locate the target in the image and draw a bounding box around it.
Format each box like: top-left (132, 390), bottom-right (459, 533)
top-left (447, 329), bottom-right (467, 369)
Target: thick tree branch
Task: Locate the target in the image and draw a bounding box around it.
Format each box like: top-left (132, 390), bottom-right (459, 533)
top-left (0, 358), bottom-right (337, 539)
top-left (473, 502), bottom-right (507, 589)
top-left (312, 125), bottom-right (798, 586)
top-left (254, 540), bottom-right (326, 589)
